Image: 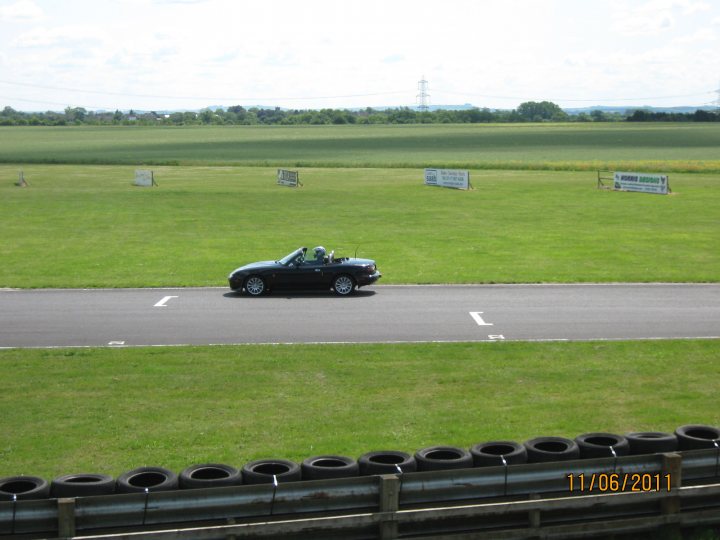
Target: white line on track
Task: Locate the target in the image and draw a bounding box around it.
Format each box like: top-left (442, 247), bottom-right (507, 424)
top-left (469, 311), bottom-right (494, 326)
top-left (153, 295), bottom-right (178, 307)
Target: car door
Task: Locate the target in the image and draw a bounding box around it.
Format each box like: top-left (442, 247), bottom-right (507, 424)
top-left (272, 259), bottom-right (323, 290)
top-left (292, 260), bottom-right (327, 289)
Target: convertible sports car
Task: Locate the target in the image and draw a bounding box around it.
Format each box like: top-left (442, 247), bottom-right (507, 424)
top-left (228, 246), bottom-right (382, 296)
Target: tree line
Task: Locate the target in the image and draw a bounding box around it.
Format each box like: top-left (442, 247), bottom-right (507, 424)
top-left (1, 101), bottom-right (717, 126)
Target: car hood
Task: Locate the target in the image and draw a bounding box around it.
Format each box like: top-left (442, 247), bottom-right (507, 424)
top-left (230, 260), bottom-right (277, 274)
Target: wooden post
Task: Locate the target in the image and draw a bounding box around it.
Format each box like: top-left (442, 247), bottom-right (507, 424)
top-left (528, 493), bottom-right (541, 529)
top-left (378, 474), bottom-right (400, 540)
top-left (661, 453), bottom-right (682, 515)
top-left (57, 498), bottom-right (76, 538)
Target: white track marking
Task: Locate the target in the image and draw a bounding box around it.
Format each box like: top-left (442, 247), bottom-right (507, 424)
top-left (469, 311), bottom-right (494, 326)
top-left (154, 295), bottom-right (178, 307)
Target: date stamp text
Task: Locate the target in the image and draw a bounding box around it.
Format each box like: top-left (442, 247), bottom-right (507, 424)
top-left (567, 473), bottom-right (672, 493)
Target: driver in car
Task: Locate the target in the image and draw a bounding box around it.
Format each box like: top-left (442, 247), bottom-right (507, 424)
top-left (307, 246), bottom-right (326, 265)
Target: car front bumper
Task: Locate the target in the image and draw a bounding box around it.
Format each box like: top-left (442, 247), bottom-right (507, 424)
top-left (228, 275), bottom-right (244, 291)
top-left (357, 271), bottom-right (382, 287)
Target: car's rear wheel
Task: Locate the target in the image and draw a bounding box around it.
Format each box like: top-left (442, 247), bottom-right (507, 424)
top-left (332, 274), bottom-right (355, 296)
top-left (244, 275), bottom-right (266, 296)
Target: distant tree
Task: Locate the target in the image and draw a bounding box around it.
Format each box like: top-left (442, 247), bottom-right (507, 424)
top-left (199, 109), bottom-right (214, 124)
top-left (693, 109), bottom-right (719, 122)
top-left (516, 101), bottom-right (567, 122)
top-left (64, 107), bottom-right (87, 123)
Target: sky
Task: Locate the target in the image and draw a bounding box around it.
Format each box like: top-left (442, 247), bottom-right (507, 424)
top-left (0, 0), bottom-right (719, 112)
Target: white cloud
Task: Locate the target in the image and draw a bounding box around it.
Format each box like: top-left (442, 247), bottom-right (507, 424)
top-left (672, 27), bottom-right (717, 44)
top-left (0, 0), bottom-right (43, 21)
top-left (13, 25), bottom-right (105, 48)
top-left (609, 0), bottom-right (713, 35)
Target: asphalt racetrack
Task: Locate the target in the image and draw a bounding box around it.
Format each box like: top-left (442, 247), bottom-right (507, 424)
top-left (1, 284), bottom-right (719, 348)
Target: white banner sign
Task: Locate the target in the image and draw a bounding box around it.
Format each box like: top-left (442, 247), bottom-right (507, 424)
top-left (424, 168), bottom-right (470, 190)
top-left (277, 169), bottom-right (299, 187)
top-left (613, 172), bottom-right (669, 194)
top-left (134, 170), bottom-right (155, 187)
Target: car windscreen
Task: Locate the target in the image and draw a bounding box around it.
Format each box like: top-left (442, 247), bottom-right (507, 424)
top-left (279, 249), bottom-right (302, 266)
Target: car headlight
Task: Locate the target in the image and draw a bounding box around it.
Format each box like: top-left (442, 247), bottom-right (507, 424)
top-left (367, 264), bottom-right (376, 273)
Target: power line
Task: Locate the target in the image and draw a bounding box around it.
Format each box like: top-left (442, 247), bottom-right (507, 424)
top-left (0, 95), bottom-right (112, 110)
top-left (432, 88), bottom-right (715, 103)
top-left (0, 80), bottom-right (408, 103)
top-left (2, 78), bottom-right (717, 111)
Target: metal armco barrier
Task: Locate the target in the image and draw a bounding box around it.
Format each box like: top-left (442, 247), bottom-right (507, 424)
top-left (1, 449), bottom-right (719, 539)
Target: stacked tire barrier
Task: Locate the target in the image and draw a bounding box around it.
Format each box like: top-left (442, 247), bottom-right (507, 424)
top-left (1, 424), bottom-right (717, 503)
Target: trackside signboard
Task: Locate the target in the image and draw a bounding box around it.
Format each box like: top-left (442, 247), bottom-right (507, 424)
top-left (424, 168), bottom-right (470, 190)
top-left (613, 172), bottom-right (669, 194)
top-left (277, 169), bottom-right (300, 187)
top-left (134, 170), bottom-right (156, 187)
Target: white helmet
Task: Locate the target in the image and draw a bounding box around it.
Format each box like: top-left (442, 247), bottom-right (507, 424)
top-left (313, 246), bottom-right (326, 260)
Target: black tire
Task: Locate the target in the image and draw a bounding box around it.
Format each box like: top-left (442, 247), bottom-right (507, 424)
top-left (241, 459), bottom-right (302, 485)
top-left (675, 424), bottom-right (720, 450)
top-left (470, 440), bottom-right (528, 467)
top-left (51, 473), bottom-right (115, 498)
top-left (625, 432), bottom-right (678, 455)
top-left (116, 467), bottom-right (179, 494)
top-left (414, 446), bottom-right (473, 471)
top-left (358, 451), bottom-right (417, 475)
top-left (244, 275), bottom-right (266, 296)
top-left (179, 463), bottom-right (242, 489)
top-left (0, 476), bottom-right (50, 501)
top-left (301, 455), bottom-right (359, 480)
top-left (332, 274), bottom-right (355, 296)
top-left (524, 436), bottom-right (580, 463)
top-left (575, 433), bottom-right (630, 458)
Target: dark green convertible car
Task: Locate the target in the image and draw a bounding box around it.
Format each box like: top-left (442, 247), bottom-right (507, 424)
top-left (228, 246), bottom-right (381, 296)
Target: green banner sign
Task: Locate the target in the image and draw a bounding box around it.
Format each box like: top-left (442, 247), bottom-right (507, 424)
top-left (613, 172), bottom-right (669, 195)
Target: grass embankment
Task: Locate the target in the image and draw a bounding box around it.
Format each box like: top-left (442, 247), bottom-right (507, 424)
top-left (1, 123), bottom-right (720, 172)
top-left (1, 166), bottom-right (718, 287)
top-left (1, 340), bottom-right (718, 478)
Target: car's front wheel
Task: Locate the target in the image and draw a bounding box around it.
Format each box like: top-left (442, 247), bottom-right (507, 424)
top-left (332, 274), bottom-right (355, 296)
top-left (244, 275), bottom-right (266, 296)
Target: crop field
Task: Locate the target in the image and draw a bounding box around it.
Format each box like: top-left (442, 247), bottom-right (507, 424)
top-left (1, 122), bottom-right (720, 171)
top-left (1, 123), bottom-right (718, 479)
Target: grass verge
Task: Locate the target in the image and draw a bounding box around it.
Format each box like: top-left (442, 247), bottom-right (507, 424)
top-left (2, 165), bottom-right (718, 287)
top-left (0, 339), bottom-right (718, 478)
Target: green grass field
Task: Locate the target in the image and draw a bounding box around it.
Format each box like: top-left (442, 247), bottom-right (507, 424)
top-left (1, 165), bottom-right (718, 287)
top-left (1, 123), bottom-right (718, 480)
top-left (1, 340), bottom-right (718, 478)
top-left (1, 123), bottom-right (720, 172)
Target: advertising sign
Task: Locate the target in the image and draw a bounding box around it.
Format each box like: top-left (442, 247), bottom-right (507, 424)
top-left (277, 169), bottom-right (300, 187)
top-left (134, 170), bottom-right (156, 187)
top-left (424, 169), bottom-right (470, 190)
top-left (613, 172), bottom-right (669, 194)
